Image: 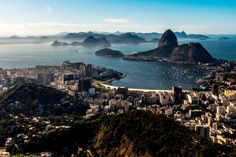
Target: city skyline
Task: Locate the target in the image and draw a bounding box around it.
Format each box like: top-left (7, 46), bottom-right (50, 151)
top-left (0, 0), bottom-right (236, 35)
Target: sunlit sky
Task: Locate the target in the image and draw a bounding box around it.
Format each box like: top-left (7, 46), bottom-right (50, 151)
top-left (0, 0), bottom-right (236, 35)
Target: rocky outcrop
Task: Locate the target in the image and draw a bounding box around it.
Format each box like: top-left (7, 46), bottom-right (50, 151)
top-left (95, 48), bottom-right (124, 57)
top-left (158, 29), bottom-right (178, 47)
top-left (171, 43), bottom-right (215, 63)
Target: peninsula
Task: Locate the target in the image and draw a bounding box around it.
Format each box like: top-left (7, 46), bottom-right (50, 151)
top-left (124, 29), bottom-right (216, 64)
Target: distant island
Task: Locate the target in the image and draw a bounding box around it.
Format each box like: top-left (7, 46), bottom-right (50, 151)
top-left (124, 29), bottom-right (216, 64)
top-left (51, 36), bottom-right (111, 48)
top-left (51, 40), bottom-right (70, 46)
top-left (95, 48), bottom-right (124, 57)
top-left (219, 37), bottom-right (230, 41)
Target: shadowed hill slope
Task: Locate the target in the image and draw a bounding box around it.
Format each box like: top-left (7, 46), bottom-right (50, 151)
top-left (19, 111), bottom-right (236, 156)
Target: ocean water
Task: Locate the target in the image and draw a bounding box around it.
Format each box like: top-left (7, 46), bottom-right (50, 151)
top-left (0, 35), bottom-right (236, 89)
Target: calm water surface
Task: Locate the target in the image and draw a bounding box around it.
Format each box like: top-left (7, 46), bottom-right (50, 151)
top-left (0, 35), bottom-right (236, 89)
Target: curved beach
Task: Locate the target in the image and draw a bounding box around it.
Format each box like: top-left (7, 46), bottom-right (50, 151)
top-left (100, 83), bottom-right (189, 93)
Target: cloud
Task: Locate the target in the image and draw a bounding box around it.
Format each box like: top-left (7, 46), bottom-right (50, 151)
top-left (45, 5), bottom-right (52, 12)
top-left (0, 20), bottom-right (229, 36)
top-left (103, 18), bottom-right (129, 25)
top-left (0, 21), bottom-right (171, 35)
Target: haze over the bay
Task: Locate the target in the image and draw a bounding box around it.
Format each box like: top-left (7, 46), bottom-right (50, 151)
top-left (0, 0), bottom-right (236, 36)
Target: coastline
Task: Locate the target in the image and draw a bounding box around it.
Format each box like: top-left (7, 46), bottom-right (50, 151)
top-left (97, 61), bottom-right (213, 92)
top-left (99, 82), bottom-right (190, 93)
top-left (104, 56), bottom-right (224, 91)
top-left (98, 72), bottom-right (190, 93)
top-left (123, 55), bottom-right (218, 67)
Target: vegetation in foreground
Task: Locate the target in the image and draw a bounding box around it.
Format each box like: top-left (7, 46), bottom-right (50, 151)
top-left (15, 111), bottom-right (236, 157)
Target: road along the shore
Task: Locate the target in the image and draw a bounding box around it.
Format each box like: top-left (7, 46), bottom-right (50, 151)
top-left (100, 83), bottom-right (190, 93)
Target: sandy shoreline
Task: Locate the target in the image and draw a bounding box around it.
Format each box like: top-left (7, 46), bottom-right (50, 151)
top-left (98, 71), bottom-right (190, 93)
top-left (100, 83), bottom-right (189, 93)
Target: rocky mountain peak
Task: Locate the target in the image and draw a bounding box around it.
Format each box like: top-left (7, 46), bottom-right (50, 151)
top-left (158, 29), bottom-right (178, 47)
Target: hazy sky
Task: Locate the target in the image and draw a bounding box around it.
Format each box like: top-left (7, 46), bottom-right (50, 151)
top-left (0, 0), bottom-right (236, 35)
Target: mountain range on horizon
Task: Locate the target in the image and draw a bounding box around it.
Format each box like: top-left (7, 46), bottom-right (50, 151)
top-left (51, 33), bottom-right (149, 47)
top-left (0, 30), bottom-right (210, 40)
top-left (65, 29), bottom-right (216, 64)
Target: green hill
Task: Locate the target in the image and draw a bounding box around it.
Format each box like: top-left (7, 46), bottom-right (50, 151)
top-left (0, 83), bottom-right (88, 117)
top-left (19, 111), bottom-right (236, 156)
